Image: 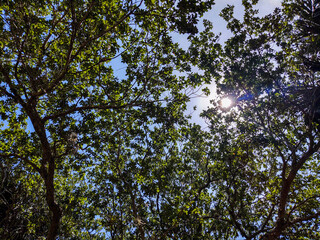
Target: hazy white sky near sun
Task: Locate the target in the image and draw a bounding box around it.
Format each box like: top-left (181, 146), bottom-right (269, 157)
top-left (184, 0), bottom-right (283, 127)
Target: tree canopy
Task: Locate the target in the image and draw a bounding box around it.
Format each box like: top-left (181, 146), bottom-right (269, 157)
top-left (199, 0), bottom-right (320, 238)
top-left (1, 0), bottom-right (320, 239)
top-left (0, 0), bottom-right (215, 239)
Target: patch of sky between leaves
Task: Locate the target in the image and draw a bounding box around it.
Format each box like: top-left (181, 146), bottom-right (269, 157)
top-left (171, 0), bottom-right (282, 128)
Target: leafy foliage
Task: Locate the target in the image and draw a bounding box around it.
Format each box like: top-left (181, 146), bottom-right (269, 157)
top-left (0, 0), bottom-right (215, 239)
top-left (2, 0), bottom-right (320, 239)
top-left (198, 0), bottom-right (320, 238)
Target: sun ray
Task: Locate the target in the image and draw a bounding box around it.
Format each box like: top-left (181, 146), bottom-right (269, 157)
top-left (220, 97), bottom-right (233, 109)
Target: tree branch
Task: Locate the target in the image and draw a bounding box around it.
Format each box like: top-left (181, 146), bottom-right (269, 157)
top-left (0, 153), bottom-right (41, 173)
top-left (42, 100), bottom-right (143, 122)
top-left (0, 64), bottom-right (25, 106)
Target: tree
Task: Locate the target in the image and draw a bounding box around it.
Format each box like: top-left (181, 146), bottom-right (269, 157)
top-left (0, 0), bottom-right (215, 239)
top-left (3, 0), bottom-right (320, 239)
top-left (195, 0), bottom-right (320, 238)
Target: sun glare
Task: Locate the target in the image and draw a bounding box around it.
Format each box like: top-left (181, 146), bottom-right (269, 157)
top-left (220, 97), bottom-right (233, 109)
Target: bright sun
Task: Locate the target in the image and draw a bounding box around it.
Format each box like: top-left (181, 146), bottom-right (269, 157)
top-left (220, 97), bottom-right (233, 109)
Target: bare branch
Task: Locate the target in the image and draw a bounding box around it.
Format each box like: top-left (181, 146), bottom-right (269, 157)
top-left (288, 195), bottom-right (320, 219)
top-left (290, 211), bottom-right (320, 225)
top-left (41, 11), bottom-right (68, 53)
